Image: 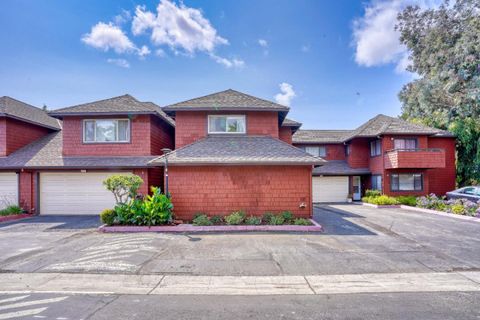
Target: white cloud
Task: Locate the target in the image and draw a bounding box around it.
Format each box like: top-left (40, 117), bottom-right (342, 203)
top-left (274, 83), bottom-right (296, 106)
top-left (138, 45), bottom-right (151, 58)
top-left (210, 54), bottom-right (245, 69)
top-left (353, 0), bottom-right (440, 72)
top-left (155, 48), bottom-right (166, 57)
top-left (258, 39), bottom-right (268, 47)
top-left (82, 22), bottom-right (137, 54)
top-left (132, 1), bottom-right (228, 54)
top-left (107, 58), bottom-right (130, 68)
top-left (114, 9), bottom-right (132, 25)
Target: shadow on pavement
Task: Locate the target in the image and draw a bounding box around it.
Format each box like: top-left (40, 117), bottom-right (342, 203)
top-left (313, 204), bottom-right (376, 236)
top-left (0, 215), bottom-right (101, 230)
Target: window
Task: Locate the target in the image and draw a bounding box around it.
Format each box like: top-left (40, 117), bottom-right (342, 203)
top-left (370, 140), bottom-right (382, 156)
top-left (83, 119), bottom-right (130, 143)
top-left (371, 175), bottom-right (382, 191)
top-left (461, 187), bottom-right (477, 195)
top-left (391, 173), bottom-right (423, 191)
top-left (305, 146), bottom-right (326, 157)
top-left (345, 144), bottom-right (351, 156)
top-left (394, 138), bottom-right (417, 150)
top-left (208, 115), bottom-right (246, 134)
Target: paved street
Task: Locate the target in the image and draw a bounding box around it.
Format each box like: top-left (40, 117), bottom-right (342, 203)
top-left (0, 204), bottom-right (479, 319)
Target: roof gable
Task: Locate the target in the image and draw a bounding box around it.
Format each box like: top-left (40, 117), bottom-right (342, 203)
top-left (0, 96), bottom-right (61, 130)
top-left (163, 89), bottom-right (289, 112)
top-left (49, 94), bottom-right (175, 127)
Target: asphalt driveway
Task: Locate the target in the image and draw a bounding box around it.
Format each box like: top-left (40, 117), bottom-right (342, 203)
top-left (0, 205), bottom-right (479, 276)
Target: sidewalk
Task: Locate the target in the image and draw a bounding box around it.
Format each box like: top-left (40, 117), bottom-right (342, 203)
top-left (1, 271), bottom-right (480, 295)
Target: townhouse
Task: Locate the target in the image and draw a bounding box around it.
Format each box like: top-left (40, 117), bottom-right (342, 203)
top-left (293, 115), bottom-right (456, 202)
top-left (0, 91), bottom-right (456, 218)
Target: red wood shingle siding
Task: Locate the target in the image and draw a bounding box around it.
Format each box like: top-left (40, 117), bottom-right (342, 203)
top-left (0, 118), bottom-right (52, 156)
top-left (279, 127), bottom-right (293, 144)
top-left (167, 165), bottom-right (312, 220)
top-left (62, 115), bottom-right (173, 156)
top-left (427, 137), bottom-right (456, 195)
top-left (174, 111), bottom-right (280, 148)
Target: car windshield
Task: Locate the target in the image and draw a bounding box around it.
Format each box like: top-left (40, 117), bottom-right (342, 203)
top-left (460, 187), bottom-right (478, 195)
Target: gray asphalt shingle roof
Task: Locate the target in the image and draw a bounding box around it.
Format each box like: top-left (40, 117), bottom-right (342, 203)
top-left (49, 94), bottom-right (175, 127)
top-left (282, 118), bottom-right (302, 127)
top-left (0, 132), bottom-right (155, 169)
top-left (163, 89), bottom-right (290, 112)
top-left (293, 114), bottom-right (454, 144)
top-left (293, 130), bottom-right (352, 144)
top-left (0, 96), bottom-right (61, 130)
top-left (312, 160), bottom-right (370, 176)
top-left (150, 136), bottom-right (325, 165)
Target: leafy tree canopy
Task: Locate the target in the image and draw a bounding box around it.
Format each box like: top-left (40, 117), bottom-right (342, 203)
top-left (396, 0), bottom-right (480, 185)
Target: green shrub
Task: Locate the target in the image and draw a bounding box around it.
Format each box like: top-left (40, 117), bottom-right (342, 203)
top-left (281, 211), bottom-right (293, 223)
top-left (100, 209), bottom-right (116, 225)
top-left (0, 205), bottom-right (23, 216)
top-left (396, 196), bottom-right (417, 206)
top-left (268, 215), bottom-right (285, 225)
top-left (363, 195), bottom-right (399, 205)
top-left (225, 210), bottom-right (246, 225)
top-left (192, 214), bottom-right (212, 226)
top-left (262, 212), bottom-right (274, 224)
top-left (245, 216), bottom-right (262, 225)
top-left (293, 218), bottom-right (313, 225)
top-left (139, 187), bottom-right (173, 226)
top-left (365, 189), bottom-right (382, 198)
top-left (210, 215), bottom-right (223, 225)
top-left (103, 174), bottom-right (144, 204)
top-left (451, 204), bottom-right (466, 215)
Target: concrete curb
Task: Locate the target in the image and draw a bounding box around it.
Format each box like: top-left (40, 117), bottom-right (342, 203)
top-left (98, 219), bottom-right (322, 233)
top-left (0, 214), bottom-right (34, 224)
top-left (1, 271), bottom-right (480, 296)
top-left (400, 205), bottom-right (480, 223)
top-left (361, 203), bottom-right (401, 209)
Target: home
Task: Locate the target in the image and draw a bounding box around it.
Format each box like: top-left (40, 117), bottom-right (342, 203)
top-left (293, 114), bottom-right (456, 202)
top-left (0, 91), bottom-right (456, 219)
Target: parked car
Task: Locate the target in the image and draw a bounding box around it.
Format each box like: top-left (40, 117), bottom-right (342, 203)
top-left (446, 186), bottom-right (480, 202)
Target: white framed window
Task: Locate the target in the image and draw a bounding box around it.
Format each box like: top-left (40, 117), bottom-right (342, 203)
top-left (393, 138), bottom-right (417, 150)
top-left (305, 146), bottom-right (326, 157)
top-left (371, 175), bottom-right (382, 191)
top-left (83, 119), bottom-right (130, 143)
top-left (391, 173), bottom-right (423, 191)
top-left (208, 115), bottom-right (246, 134)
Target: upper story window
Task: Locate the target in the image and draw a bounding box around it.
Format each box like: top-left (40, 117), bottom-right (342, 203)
top-left (305, 146), bottom-right (326, 157)
top-left (393, 138), bottom-right (417, 150)
top-left (370, 140), bottom-right (382, 157)
top-left (83, 119), bottom-right (130, 143)
top-left (208, 115), bottom-right (246, 134)
top-left (345, 144), bottom-right (351, 156)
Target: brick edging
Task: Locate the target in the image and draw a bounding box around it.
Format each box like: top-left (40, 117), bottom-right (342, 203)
top-left (399, 205), bottom-right (480, 222)
top-left (0, 214), bottom-right (34, 224)
top-left (98, 219), bottom-right (323, 233)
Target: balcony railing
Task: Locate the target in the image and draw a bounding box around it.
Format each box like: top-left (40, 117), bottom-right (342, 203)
top-left (384, 148), bottom-right (446, 169)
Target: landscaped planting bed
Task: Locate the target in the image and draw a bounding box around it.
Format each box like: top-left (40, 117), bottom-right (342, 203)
top-left (99, 174), bottom-right (322, 232)
top-left (362, 190), bottom-right (480, 219)
top-left (0, 205), bottom-right (32, 223)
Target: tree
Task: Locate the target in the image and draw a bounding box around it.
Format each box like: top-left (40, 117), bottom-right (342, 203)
top-left (396, 0), bottom-right (480, 186)
top-left (103, 174), bottom-right (143, 204)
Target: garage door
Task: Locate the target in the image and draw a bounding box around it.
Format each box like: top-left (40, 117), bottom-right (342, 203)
top-left (40, 172), bottom-right (131, 215)
top-left (0, 172), bottom-right (18, 210)
top-left (312, 176), bottom-right (349, 203)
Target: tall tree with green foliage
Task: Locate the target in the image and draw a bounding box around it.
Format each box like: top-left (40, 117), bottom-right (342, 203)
top-left (396, 0), bottom-right (480, 186)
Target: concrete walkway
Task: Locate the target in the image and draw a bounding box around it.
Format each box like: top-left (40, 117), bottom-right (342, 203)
top-left (1, 271), bottom-right (480, 296)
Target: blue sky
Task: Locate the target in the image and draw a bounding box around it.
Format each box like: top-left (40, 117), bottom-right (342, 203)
top-left (0, 0), bottom-right (418, 129)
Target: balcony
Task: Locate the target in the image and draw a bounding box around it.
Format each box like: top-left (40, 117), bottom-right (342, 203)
top-left (384, 148), bottom-right (445, 169)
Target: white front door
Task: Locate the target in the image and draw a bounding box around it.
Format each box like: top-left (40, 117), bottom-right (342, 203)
top-left (0, 172), bottom-right (18, 209)
top-left (352, 176), bottom-right (361, 201)
top-left (39, 171), bottom-right (131, 215)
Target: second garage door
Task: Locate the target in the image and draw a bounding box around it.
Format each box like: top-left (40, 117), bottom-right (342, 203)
top-left (40, 172), bottom-right (131, 215)
top-left (0, 172), bottom-right (18, 210)
top-left (312, 176), bottom-right (349, 203)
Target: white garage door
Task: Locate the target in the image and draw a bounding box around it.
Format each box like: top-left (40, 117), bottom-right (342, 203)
top-left (40, 172), bottom-right (131, 215)
top-left (0, 172), bottom-right (18, 210)
top-left (312, 176), bottom-right (349, 203)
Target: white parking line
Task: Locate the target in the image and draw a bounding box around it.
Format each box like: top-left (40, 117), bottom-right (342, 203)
top-left (0, 297), bottom-right (67, 311)
top-left (0, 307), bottom-right (48, 320)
